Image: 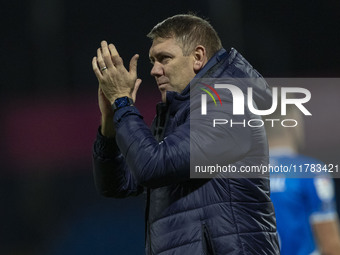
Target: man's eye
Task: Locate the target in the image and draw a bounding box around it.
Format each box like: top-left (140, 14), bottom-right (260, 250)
top-left (160, 56), bottom-right (171, 63)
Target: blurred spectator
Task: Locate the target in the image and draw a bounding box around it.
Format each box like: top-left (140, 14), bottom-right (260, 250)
top-left (266, 103), bottom-right (340, 255)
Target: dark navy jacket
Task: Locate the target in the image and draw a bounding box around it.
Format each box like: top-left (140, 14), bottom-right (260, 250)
top-left (93, 48), bottom-right (280, 255)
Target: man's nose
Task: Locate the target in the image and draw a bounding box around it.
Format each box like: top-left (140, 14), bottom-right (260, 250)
top-left (150, 62), bottom-right (163, 77)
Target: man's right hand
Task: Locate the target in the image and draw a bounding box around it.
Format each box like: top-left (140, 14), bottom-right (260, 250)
top-left (98, 87), bottom-right (113, 119)
top-left (98, 87), bottom-right (115, 138)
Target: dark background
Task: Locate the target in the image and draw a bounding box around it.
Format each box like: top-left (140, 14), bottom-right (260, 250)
top-left (1, 0), bottom-right (340, 254)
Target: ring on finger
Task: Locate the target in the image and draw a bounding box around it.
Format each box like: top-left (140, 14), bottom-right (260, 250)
top-left (101, 66), bottom-right (108, 71)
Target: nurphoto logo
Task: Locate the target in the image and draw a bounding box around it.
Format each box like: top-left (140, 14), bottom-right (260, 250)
top-left (200, 84), bottom-right (312, 128)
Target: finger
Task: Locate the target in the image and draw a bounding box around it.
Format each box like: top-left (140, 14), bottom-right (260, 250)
top-left (97, 48), bottom-right (108, 72)
top-left (132, 78), bottom-right (142, 103)
top-left (108, 44), bottom-right (123, 67)
top-left (135, 78), bottom-right (142, 90)
top-left (98, 87), bottom-right (105, 96)
top-left (101, 41), bottom-right (115, 69)
top-left (92, 57), bottom-right (103, 79)
top-left (98, 87), bottom-right (109, 100)
top-left (129, 54), bottom-right (139, 75)
top-left (98, 87), bottom-right (104, 99)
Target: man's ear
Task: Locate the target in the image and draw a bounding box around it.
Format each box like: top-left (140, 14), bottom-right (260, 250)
top-left (193, 45), bottom-right (207, 73)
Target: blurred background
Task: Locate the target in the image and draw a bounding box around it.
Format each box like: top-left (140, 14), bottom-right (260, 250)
top-left (1, 0), bottom-right (340, 254)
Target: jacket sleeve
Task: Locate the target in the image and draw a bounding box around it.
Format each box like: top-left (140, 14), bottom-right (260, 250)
top-left (114, 106), bottom-right (190, 188)
top-left (113, 99), bottom-right (252, 188)
top-left (92, 127), bottom-right (144, 198)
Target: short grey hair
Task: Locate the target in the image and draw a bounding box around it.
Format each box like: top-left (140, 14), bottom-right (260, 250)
top-left (147, 14), bottom-right (223, 59)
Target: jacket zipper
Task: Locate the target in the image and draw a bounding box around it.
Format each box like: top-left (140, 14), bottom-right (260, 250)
top-left (202, 223), bottom-right (215, 255)
top-left (147, 103), bottom-right (169, 255)
top-left (148, 220), bottom-right (152, 255)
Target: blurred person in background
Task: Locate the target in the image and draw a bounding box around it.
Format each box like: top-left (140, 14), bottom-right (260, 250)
top-left (92, 14), bottom-right (279, 255)
top-left (266, 103), bottom-right (340, 255)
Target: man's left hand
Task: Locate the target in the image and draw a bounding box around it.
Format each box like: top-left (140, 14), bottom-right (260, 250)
top-left (92, 40), bottom-right (139, 104)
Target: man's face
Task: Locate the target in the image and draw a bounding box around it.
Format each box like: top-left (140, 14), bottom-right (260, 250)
top-left (149, 37), bottom-right (196, 101)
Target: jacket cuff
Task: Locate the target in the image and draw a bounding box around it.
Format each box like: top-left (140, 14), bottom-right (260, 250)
top-left (93, 126), bottom-right (120, 159)
top-left (113, 106), bottom-right (143, 126)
